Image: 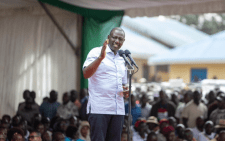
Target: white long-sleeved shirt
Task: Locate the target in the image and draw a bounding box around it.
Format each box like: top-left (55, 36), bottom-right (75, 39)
top-left (83, 46), bottom-right (127, 115)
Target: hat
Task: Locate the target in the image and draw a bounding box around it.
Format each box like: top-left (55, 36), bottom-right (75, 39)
top-left (216, 94), bottom-right (225, 102)
top-left (134, 120), bottom-right (146, 128)
top-left (146, 116), bottom-right (159, 125)
top-left (162, 126), bottom-right (175, 136)
top-left (159, 119), bottom-right (169, 124)
top-left (215, 119), bottom-right (225, 128)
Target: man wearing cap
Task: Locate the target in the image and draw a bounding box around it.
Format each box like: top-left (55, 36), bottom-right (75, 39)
top-left (146, 116), bottom-right (159, 133)
top-left (210, 94), bottom-right (225, 125)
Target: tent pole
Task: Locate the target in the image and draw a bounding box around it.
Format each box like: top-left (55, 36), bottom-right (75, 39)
top-left (38, 1), bottom-right (79, 56)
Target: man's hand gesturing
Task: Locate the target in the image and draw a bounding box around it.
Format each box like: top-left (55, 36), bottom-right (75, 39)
top-left (99, 39), bottom-right (109, 60)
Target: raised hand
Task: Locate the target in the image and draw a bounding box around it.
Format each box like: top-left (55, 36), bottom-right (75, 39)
top-left (99, 39), bottom-right (109, 60)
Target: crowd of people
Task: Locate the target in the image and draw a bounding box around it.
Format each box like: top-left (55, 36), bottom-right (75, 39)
top-left (0, 86), bottom-right (225, 141)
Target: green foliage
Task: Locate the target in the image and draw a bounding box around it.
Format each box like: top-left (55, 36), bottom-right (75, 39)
top-left (169, 13), bottom-right (225, 35)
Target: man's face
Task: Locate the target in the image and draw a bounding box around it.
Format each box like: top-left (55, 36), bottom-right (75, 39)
top-left (42, 132), bottom-right (51, 141)
top-left (168, 131), bottom-right (176, 141)
top-left (108, 29), bottom-right (125, 54)
top-left (205, 124), bottom-right (213, 135)
top-left (62, 94), bottom-right (70, 105)
top-left (37, 124), bottom-right (45, 135)
top-left (28, 132), bottom-right (41, 141)
top-left (193, 92), bottom-right (202, 105)
top-left (54, 133), bottom-right (65, 141)
top-left (196, 117), bottom-right (204, 129)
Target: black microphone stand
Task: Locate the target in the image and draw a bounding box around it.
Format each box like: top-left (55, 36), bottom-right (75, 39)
top-left (125, 64), bottom-right (134, 141)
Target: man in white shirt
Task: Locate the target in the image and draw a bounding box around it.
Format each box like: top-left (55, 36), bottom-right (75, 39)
top-left (83, 27), bottom-right (129, 141)
top-left (182, 90), bottom-right (208, 128)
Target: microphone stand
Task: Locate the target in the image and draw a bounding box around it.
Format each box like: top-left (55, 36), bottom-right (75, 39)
top-left (125, 64), bottom-right (134, 141)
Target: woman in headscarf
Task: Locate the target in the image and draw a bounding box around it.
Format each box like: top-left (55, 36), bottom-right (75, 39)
top-left (77, 121), bottom-right (90, 141)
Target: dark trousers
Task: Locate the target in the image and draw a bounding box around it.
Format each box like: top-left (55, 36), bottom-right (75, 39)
top-left (88, 114), bottom-right (124, 141)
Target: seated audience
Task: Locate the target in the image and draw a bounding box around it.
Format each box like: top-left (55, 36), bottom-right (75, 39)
top-left (57, 92), bottom-right (79, 119)
top-left (77, 121), bottom-right (90, 141)
top-left (39, 90), bottom-right (60, 120)
top-left (7, 127), bottom-right (24, 141)
top-left (28, 130), bottom-right (42, 141)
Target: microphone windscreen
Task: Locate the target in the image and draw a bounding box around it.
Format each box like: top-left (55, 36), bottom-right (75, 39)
top-left (118, 50), bottom-right (125, 57)
top-left (124, 50), bottom-right (131, 56)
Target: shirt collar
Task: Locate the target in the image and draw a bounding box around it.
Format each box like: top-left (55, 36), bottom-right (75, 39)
top-left (106, 45), bottom-right (112, 53)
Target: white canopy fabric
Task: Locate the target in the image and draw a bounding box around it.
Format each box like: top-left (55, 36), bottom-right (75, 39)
top-left (1, 0), bottom-right (225, 17)
top-left (148, 30), bottom-right (225, 65)
top-left (121, 26), bottom-right (170, 59)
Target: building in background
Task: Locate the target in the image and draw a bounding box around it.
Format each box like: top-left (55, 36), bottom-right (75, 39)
top-left (122, 16), bottom-right (209, 82)
top-left (149, 30), bottom-right (225, 83)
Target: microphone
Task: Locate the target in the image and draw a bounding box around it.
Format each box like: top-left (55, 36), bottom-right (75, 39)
top-left (125, 50), bottom-right (138, 68)
top-left (118, 50), bottom-right (132, 67)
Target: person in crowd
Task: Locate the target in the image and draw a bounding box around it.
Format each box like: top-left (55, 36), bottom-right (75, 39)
top-left (34, 121), bottom-right (45, 136)
top-left (192, 116), bottom-right (204, 140)
top-left (41, 117), bottom-right (50, 132)
top-left (140, 93), bottom-right (152, 119)
top-left (175, 124), bottom-right (185, 141)
top-left (157, 119), bottom-right (168, 141)
top-left (147, 132), bottom-right (158, 141)
top-left (54, 119), bottom-right (69, 134)
top-left (168, 117), bottom-right (177, 129)
top-left (79, 89), bottom-right (88, 104)
top-left (65, 126), bottom-right (78, 141)
top-left (214, 119), bottom-right (225, 139)
top-left (41, 131), bottom-right (52, 141)
top-left (11, 115), bottom-right (22, 128)
top-left (77, 121), bottom-right (90, 141)
top-left (210, 93), bottom-right (225, 125)
top-left (17, 120), bottom-right (29, 141)
top-left (70, 90), bottom-right (81, 109)
top-left (150, 90), bottom-right (176, 120)
top-left (0, 127), bottom-right (7, 141)
top-left (52, 132), bottom-right (65, 141)
top-left (79, 89), bottom-right (89, 121)
top-left (162, 126), bottom-right (176, 141)
top-left (39, 90), bottom-right (60, 120)
top-left (121, 130), bottom-right (128, 141)
top-left (17, 97), bottom-right (40, 125)
top-left (7, 127), bottom-right (24, 141)
top-left (2, 114), bottom-right (11, 125)
top-left (208, 91), bottom-right (224, 120)
top-left (171, 93), bottom-right (179, 107)
top-left (28, 130), bottom-right (42, 141)
top-left (198, 121), bottom-right (215, 141)
top-left (30, 91), bottom-right (40, 111)
top-left (133, 119), bottom-right (148, 141)
top-left (206, 91), bottom-right (216, 106)
top-left (125, 94), bottom-right (142, 125)
top-left (57, 92), bottom-right (79, 119)
top-left (69, 116), bottom-right (79, 128)
top-left (182, 90), bottom-right (208, 128)
top-left (146, 116), bottom-right (159, 133)
top-left (31, 114), bottom-right (42, 127)
top-left (18, 90), bottom-right (30, 111)
top-left (175, 90), bottom-right (193, 124)
top-left (217, 130), bottom-right (225, 141)
top-left (183, 128), bottom-right (196, 141)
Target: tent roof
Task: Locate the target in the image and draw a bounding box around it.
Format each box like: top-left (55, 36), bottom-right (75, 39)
top-left (1, 0), bottom-right (225, 17)
top-left (122, 16), bottom-right (209, 47)
top-left (121, 26), bottom-right (170, 59)
top-left (148, 30), bottom-right (225, 65)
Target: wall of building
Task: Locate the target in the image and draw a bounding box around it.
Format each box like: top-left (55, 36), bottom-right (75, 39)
top-left (170, 64), bottom-right (225, 83)
top-left (132, 58), bottom-right (149, 82)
